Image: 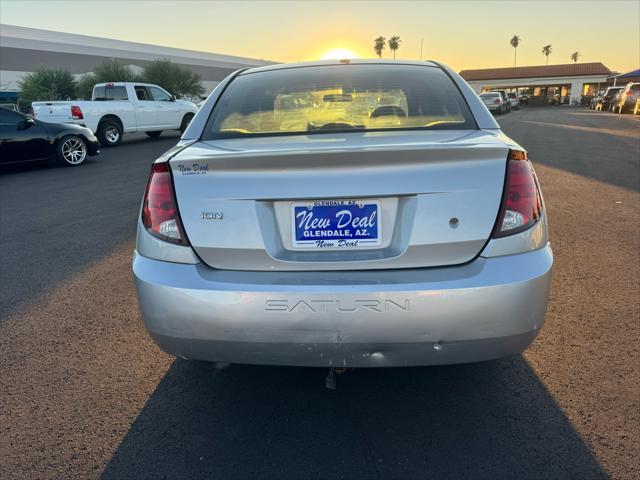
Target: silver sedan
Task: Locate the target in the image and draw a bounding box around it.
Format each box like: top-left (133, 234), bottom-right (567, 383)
top-left (133, 60), bottom-right (552, 368)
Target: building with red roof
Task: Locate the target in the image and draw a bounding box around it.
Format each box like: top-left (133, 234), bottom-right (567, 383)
top-left (459, 62), bottom-right (612, 105)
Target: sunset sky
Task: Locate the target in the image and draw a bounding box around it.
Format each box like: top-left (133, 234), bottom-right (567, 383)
top-left (1, 0), bottom-right (638, 73)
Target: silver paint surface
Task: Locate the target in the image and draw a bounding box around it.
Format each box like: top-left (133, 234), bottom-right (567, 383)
top-left (133, 245), bottom-right (552, 366)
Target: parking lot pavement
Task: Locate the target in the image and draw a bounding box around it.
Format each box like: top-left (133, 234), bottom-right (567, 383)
top-left (0, 109), bottom-right (638, 479)
top-left (497, 107), bottom-right (639, 191)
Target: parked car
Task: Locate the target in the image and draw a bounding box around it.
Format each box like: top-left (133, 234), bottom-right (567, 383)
top-left (595, 86), bottom-right (623, 111)
top-left (580, 94), bottom-right (593, 107)
top-left (507, 92), bottom-right (520, 109)
top-left (133, 60), bottom-right (552, 369)
top-left (479, 92), bottom-right (507, 114)
top-left (590, 90), bottom-right (604, 109)
top-left (32, 82), bottom-right (197, 147)
top-left (609, 90), bottom-right (624, 111)
top-left (493, 90), bottom-right (512, 112)
top-left (634, 98), bottom-right (640, 115)
top-left (614, 82), bottom-right (640, 114)
top-left (0, 106), bottom-right (99, 166)
top-left (519, 93), bottom-right (530, 105)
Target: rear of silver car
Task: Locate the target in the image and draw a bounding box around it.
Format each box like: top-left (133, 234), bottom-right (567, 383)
top-left (133, 61), bottom-right (552, 367)
top-left (479, 92), bottom-right (504, 113)
top-left (508, 93), bottom-right (520, 109)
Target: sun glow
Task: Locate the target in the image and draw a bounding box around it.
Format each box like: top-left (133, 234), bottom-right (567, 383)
top-left (320, 48), bottom-right (359, 60)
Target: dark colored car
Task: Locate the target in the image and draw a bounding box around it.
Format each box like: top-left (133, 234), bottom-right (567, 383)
top-left (614, 82), bottom-right (640, 113)
top-left (595, 86), bottom-right (623, 111)
top-left (0, 107), bottom-right (100, 166)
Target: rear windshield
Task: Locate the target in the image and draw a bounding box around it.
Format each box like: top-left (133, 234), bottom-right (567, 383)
top-left (93, 85), bottom-right (128, 101)
top-left (204, 64), bottom-right (476, 139)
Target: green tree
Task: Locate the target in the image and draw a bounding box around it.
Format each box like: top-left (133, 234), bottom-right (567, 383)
top-left (541, 44), bottom-right (553, 65)
top-left (388, 36), bottom-right (402, 59)
top-left (510, 35), bottom-right (521, 67)
top-left (570, 51), bottom-right (580, 63)
top-left (141, 59), bottom-right (204, 98)
top-left (373, 36), bottom-right (386, 58)
top-left (77, 59), bottom-right (139, 99)
top-left (18, 67), bottom-right (77, 103)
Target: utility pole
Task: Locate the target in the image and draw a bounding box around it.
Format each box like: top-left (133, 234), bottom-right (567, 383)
top-left (419, 38), bottom-right (424, 61)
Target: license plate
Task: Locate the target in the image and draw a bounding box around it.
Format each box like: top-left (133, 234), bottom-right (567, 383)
top-left (291, 199), bottom-right (381, 249)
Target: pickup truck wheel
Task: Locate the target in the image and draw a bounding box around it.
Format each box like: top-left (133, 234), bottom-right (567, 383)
top-left (179, 113), bottom-right (194, 134)
top-left (57, 135), bottom-right (87, 166)
top-left (97, 120), bottom-right (122, 147)
top-left (145, 131), bottom-right (162, 138)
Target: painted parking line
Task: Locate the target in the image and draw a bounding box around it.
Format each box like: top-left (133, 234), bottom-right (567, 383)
top-left (519, 120), bottom-right (638, 138)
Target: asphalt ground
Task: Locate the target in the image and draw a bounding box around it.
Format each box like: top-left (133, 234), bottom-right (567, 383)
top-left (1, 108), bottom-right (638, 479)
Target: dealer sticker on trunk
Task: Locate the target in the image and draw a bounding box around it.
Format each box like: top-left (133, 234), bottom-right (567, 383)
top-left (291, 199), bottom-right (381, 249)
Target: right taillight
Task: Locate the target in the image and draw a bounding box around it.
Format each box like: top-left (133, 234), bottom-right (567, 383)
top-left (141, 162), bottom-right (188, 245)
top-left (493, 150), bottom-right (543, 238)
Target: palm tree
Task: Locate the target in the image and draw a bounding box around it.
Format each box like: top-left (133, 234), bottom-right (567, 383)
top-left (510, 35), bottom-right (521, 67)
top-left (541, 44), bottom-right (553, 65)
top-left (570, 51), bottom-right (580, 63)
top-left (373, 36), bottom-right (386, 58)
top-left (388, 36), bottom-right (402, 59)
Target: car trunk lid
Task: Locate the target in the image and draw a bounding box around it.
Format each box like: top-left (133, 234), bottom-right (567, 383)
top-left (170, 130), bottom-right (509, 271)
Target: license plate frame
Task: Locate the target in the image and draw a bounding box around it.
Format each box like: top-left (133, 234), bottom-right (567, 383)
top-left (291, 199), bottom-right (381, 249)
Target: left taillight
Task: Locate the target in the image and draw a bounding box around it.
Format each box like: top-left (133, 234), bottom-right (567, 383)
top-left (493, 150), bottom-right (543, 238)
top-left (71, 105), bottom-right (83, 120)
top-left (141, 162), bottom-right (188, 245)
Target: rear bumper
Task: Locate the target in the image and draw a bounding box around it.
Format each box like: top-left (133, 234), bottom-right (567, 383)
top-left (133, 244), bottom-right (552, 367)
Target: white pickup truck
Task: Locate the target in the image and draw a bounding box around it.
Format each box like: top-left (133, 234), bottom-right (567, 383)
top-left (32, 82), bottom-right (198, 147)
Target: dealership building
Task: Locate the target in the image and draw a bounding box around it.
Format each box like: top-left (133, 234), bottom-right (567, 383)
top-left (0, 24), bottom-right (272, 105)
top-left (459, 63), bottom-right (614, 105)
